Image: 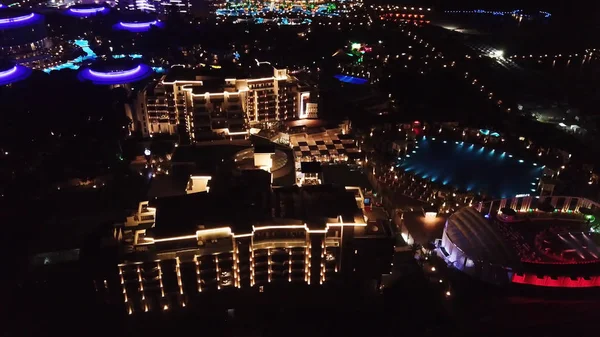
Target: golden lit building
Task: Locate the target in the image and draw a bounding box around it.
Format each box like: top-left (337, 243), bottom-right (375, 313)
top-left (113, 183), bottom-right (368, 314)
top-left (136, 62), bottom-right (316, 142)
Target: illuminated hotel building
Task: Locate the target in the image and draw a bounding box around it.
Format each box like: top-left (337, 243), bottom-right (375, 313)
top-left (115, 0), bottom-right (160, 12)
top-left (0, 9), bottom-right (52, 67)
top-left (112, 182), bottom-right (368, 313)
top-left (137, 62), bottom-right (317, 141)
top-left (115, 0), bottom-right (191, 14)
top-left (160, 0), bottom-right (192, 15)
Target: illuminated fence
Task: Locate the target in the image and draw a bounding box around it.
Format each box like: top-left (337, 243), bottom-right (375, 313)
top-left (476, 195), bottom-right (600, 218)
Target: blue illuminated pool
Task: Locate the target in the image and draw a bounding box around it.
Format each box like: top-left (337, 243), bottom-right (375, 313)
top-left (398, 138), bottom-right (544, 198)
top-left (334, 74), bottom-right (368, 85)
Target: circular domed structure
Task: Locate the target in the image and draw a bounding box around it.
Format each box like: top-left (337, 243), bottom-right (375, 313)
top-left (0, 9), bottom-right (49, 61)
top-left (78, 60), bottom-right (153, 85)
top-left (0, 60), bottom-right (32, 86)
top-left (64, 4), bottom-right (109, 18)
top-left (438, 196), bottom-right (600, 289)
top-left (113, 12), bottom-right (163, 32)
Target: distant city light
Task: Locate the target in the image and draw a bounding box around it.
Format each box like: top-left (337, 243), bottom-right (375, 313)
top-left (489, 49), bottom-right (504, 59)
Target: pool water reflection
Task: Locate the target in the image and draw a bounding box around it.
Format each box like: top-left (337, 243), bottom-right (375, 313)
top-left (398, 138), bottom-right (544, 198)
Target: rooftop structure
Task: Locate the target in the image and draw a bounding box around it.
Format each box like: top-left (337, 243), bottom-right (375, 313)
top-left (111, 181), bottom-right (373, 314)
top-left (0, 9), bottom-right (51, 66)
top-left (77, 61), bottom-right (153, 85)
top-left (439, 195), bottom-right (600, 288)
top-left (64, 4), bottom-right (109, 17)
top-left (113, 12), bottom-right (163, 32)
top-left (0, 61), bottom-right (32, 86)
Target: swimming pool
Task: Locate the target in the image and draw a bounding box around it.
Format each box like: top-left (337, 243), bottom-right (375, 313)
top-left (398, 137), bottom-right (544, 198)
top-left (334, 74), bottom-right (368, 85)
top-left (43, 40), bottom-right (147, 73)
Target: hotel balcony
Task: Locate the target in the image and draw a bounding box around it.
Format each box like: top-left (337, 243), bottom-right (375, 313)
top-left (125, 201), bottom-right (156, 228)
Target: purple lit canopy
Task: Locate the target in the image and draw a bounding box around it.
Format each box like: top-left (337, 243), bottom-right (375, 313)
top-left (65, 6), bottom-right (108, 17)
top-left (0, 64), bottom-right (32, 86)
top-left (113, 20), bottom-right (163, 32)
top-left (77, 64), bottom-right (153, 85)
top-left (0, 12), bottom-right (43, 29)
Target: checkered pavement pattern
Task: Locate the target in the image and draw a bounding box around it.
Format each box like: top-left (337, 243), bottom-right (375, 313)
top-left (290, 134), bottom-right (359, 159)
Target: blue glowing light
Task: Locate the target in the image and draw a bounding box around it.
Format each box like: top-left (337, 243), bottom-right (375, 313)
top-left (113, 54), bottom-right (142, 59)
top-left (0, 64), bottom-right (32, 86)
top-left (334, 74), bottom-right (368, 85)
top-left (45, 39), bottom-right (148, 73)
top-left (44, 39), bottom-right (96, 73)
top-left (400, 139), bottom-right (543, 197)
top-left (78, 64), bottom-right (153, 85)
